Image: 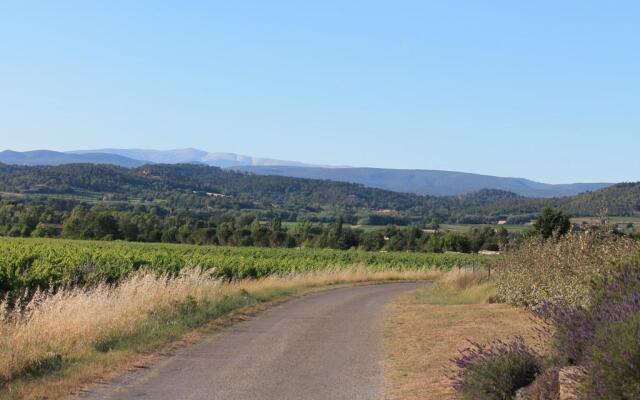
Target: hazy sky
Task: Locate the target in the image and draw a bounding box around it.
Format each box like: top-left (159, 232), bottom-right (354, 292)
top-left (1, 1), bottom-right (638, 183)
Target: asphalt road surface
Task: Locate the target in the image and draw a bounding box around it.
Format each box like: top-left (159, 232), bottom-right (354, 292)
top-left (80, 282), bottom-right (423, 400)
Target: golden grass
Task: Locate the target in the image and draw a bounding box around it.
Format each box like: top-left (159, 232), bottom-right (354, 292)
top-left (384, 270), bottom-right (539, 400)
top-left (416, 269), bottom-right (496, 305)
top-left (0, 267), bottom-right (439, 399)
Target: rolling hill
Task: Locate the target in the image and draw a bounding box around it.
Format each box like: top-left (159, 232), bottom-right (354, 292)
top-left (0, 163), bottom-right (636, 221)
top-left (233, 166), bottom-right (611, 198)
top-left (0, 149), bottom-right (613, 198)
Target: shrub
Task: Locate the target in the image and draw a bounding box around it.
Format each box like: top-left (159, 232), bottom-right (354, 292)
top-left (582, 314), bottom-right (640, 399)
top-left (451, 337), bottom-right (541, 400)
top-left (533, 261), bottom-right (640, 397)
top-left (495, 232), bottom-right (638, 308)
top-left (580, 261), bottom-right (640, 398)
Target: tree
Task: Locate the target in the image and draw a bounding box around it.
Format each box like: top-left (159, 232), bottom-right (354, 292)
top-left (534, 207), bottom-right (571, 239)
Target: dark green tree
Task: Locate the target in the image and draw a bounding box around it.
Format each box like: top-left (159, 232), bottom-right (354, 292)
top-left (534, 207), bottom-right (571, 239)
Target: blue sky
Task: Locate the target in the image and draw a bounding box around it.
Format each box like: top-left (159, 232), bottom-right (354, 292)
top-left (1, 1), bottom-right (638, 183)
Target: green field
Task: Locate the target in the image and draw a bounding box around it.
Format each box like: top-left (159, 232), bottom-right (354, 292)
top-left (0, 237), bottom-right (486, 296)
top-left (571, 216), bottom-right (640, 225)
top-left (438, 223), bottom-right (534, 233)
top-left (282, 221), bottom-right (533, 234)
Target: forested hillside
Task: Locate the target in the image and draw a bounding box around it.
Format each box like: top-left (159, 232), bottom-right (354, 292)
top-left (0, 163), bottom-right (637, 247)
top-left (233, 165), bottom-right (612, 197)
top-left (564, 182), bottom-right (640, 215)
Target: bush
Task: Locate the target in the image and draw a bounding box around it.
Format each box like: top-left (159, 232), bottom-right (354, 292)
top-left (451, 337), bottom-right (541, 400)
top-left (580, 262), bottom-right (640, 398)
top-left (582, 314), bottom-right (640, 399)
top-left (532, 260), bottom-right (640, 398)
top-left (495, 232), bottom-right (638, 308)
top-left (494, 230), bottom-right (640, 397)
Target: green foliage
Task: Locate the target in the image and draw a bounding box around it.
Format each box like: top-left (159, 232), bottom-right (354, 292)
top-left (534, 207), bottom-right (571, 238)
top-left (0, 237), bottom-right (485, 296)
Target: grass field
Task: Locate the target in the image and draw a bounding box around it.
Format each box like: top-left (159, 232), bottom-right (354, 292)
top-left (571, 216), bottom-right (640, 224)
top-left (571, 216), bottom-right (640, 232)
top-left (438, 223), bottom-right (533, 233)
top-left (0, 191), bottom-right (158, 205)
top-left (283, 221), bottom-right (535, 233)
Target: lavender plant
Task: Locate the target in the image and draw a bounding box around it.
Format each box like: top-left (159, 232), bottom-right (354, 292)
top-left (580, 262), bottom-right (640, 398)
top-left (533, 301), bottom-right (593, 365)
top-left (533, 260), bottom-right (640, 398)
top-left (450, 337), bottom-right (541, 400)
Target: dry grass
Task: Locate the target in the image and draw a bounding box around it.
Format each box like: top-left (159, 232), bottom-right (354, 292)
top-left (0, 267), bottom-right (439, 399)
top-left (417, 269), bottom-right (496, 305)
top-left (384, 270), bottom-right (539, 400)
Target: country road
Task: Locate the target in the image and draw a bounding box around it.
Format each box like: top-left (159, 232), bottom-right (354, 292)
top-left (79, 282), bottom-right (424, 400)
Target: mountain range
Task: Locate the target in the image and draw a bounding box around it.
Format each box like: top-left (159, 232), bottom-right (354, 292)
top-left (233, 166), bottom-right (611, 198)
top-left (0, 150), bottom-right (146, 168)
top-left (69, 148), bottom-right (321, 168)
top-left (0, 148), bottom-right (613, 198)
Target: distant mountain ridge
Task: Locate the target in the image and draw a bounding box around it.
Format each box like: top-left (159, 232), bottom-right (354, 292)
top-left (0, 150), bottom-right (145, 168)
top-left (0, 148), bottom-right (613, 198)
top-left (68, 148), bottom-right (322, 168)
top-left (233, 166), bottom-right (611, 198)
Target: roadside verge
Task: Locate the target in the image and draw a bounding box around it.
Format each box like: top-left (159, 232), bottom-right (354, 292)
top-left (384, 270), bottom-right (538, 399)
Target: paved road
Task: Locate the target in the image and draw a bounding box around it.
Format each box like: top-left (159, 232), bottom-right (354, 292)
top-left (80, 282), bottom-right (423, 400)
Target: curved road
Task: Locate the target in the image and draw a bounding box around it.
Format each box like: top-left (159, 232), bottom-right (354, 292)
top-left (81, 282), bottom-right (423, 400)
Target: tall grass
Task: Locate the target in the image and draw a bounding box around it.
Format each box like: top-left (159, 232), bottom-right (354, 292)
top-left (0, 268), bottom-right (437, 384)
top-left (417, 269), bottom-right (495, 305)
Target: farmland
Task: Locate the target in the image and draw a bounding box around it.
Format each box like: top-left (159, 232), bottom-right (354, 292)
top-left (0, 237), bottom-right (485, 296)
top-left (438, 223), bottom-right (533, 233)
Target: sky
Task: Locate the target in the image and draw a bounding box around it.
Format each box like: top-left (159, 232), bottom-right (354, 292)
top-left (1, 1), bottom-right (638, 183)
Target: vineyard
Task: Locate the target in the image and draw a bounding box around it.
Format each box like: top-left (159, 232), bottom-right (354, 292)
top-left (0, 237), bottom-right (486, 296)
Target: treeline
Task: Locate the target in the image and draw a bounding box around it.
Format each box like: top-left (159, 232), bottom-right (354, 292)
top-left (0, 201), bottom-right (511, 253)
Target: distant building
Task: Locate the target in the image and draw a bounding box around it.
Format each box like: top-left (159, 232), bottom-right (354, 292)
top-left (497, 220), bottom-right (508, 225)
top-left (479, 250), bottom-right (501, 255)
